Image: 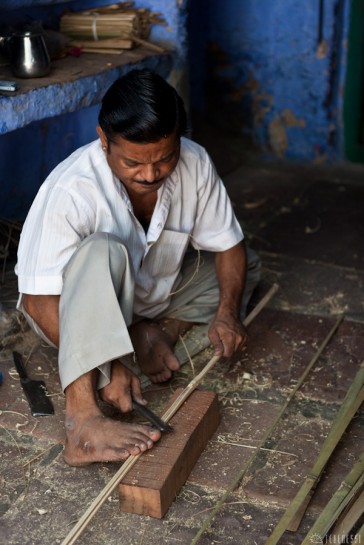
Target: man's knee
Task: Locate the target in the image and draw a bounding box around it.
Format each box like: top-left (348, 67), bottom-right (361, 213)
top-left (78, 232), bottom-right (124, 251)
top-left (65, 232), bottom-right (129, 276)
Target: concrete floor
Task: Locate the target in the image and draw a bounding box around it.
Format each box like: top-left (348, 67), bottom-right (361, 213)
top-left (0, 143), bottom-right (363, 544)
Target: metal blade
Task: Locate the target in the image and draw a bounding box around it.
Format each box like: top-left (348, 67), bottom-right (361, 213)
top-left (13, 352), bottom-right (55, 417)
top-left (132, 400), bottom-right (173, 433)
top-left (19, 379), bottom-right (55, 417)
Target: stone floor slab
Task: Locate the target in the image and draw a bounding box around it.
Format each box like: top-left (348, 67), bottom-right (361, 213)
top-left (236, 309), bottom-right (364, 403)
top-left (249, 180), bottom-right (364, 269)
top-left (253, 252), bottom-right (364, 321)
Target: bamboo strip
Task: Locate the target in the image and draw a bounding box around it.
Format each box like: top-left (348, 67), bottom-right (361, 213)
top-left (189, 314), bottom-right (344, 545)
top-left (326, 473), bottom-right (364, 537)
top-left (131, 36), bottom-right (165, 53)
top-left (264, 372), bottom-right (364, 544)
top-left (353, 521), bottom-right (364, 542)
top-left (61, 454), bottom-right (142, 545)
top-left (70, 39), bottom-right (133, 49)
top-left (276, 368), bottom-right (364, 533)
top-left (81, 48), bottom-right (123, 54)
top-left (65, 32), bottom-right (125, 39)
top-left (330, 487), bottom-right (364, 542)
top-left (60, 283), bottom-right (279, 545)
top-left (300, 454), bottom-right (364, 545)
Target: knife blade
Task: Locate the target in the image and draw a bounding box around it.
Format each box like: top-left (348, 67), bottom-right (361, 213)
top-left (12, 351), bottom-right (55, 417)
top-left (132, 400), bottom-right (173, 433)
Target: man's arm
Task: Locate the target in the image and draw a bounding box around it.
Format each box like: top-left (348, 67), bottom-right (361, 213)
top-left (22, 294), bottom-right (60, 346)
top-left (208, 241), bottom-right (248, 357)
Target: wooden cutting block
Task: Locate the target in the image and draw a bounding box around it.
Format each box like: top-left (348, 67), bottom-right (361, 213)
top-left (119, 388), bottom-right (220, 518)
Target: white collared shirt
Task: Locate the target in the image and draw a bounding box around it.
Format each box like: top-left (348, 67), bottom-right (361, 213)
top-left (16, 137), bottom-right (243, 317)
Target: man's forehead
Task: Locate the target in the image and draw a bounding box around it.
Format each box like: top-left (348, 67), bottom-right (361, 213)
top-left (111, 134), bottom-right (180, 162)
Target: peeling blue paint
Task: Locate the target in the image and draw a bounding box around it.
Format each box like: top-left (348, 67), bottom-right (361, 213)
top-left (189, 0), bottom-right (351, 162)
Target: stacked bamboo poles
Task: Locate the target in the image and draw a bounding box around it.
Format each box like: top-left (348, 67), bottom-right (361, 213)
top-left (60, 3), bottom-right (165, 54)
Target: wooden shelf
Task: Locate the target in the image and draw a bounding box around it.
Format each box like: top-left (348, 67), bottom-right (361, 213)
top-left (0, 47), bottom-right (172, 134)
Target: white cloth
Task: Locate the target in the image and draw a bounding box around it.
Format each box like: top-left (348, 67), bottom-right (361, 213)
top-left (16, 137), bottom-right (243, 318)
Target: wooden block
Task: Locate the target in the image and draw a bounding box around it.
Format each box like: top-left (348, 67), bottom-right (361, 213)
top-left (119, 388), bottom-right (220, 518)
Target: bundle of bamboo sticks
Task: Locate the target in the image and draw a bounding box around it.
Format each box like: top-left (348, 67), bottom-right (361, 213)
top-left (60, 2), bottom-right (165, 54)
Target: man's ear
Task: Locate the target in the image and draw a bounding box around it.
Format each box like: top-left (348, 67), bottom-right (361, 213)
top-left (96, 126), bottom-right (107, 149)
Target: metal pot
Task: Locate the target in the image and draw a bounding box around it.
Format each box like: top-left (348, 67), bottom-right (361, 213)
top-left (0, 31), bottom-right (50, 78)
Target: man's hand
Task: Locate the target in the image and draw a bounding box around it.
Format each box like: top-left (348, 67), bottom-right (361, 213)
top-left (208, 312), bottom-right (248, 358)
top-left (99, 360), bottom-right (146, 413)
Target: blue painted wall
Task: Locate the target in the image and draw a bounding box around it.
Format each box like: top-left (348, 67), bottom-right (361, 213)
top-left (0, 0), bottom-right (354, 220)
top-left (189, 0), bottom-right (351, 163)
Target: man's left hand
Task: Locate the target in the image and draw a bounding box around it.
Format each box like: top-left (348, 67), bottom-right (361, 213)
top-left (208, 313), bottom-right (247, 358)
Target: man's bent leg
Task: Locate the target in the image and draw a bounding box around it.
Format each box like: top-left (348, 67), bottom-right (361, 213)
top-left (159, 247), bottom-right (261, 323)
top-left (59, 232), bottom-right (135, 391)
top-left (24, 233), bottom-right (160, 465)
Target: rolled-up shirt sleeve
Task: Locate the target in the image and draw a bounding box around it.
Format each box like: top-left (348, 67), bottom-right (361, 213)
top-left (190, 151), bottom-right (243, 251)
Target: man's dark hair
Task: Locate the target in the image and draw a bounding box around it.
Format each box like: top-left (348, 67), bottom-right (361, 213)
top-left (98, 69), bottom-right (188, 143)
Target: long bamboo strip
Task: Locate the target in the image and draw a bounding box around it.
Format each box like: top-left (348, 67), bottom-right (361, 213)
top-left (131, 36), bottom-right (165, 53)
top-left (286, 378), bottom-right (364, 532)
top-left (81, 48), bottom-right (123, 54)
top-left (189, 314), bottom-right (344, 545)
top-left (61, 453), bottom-right (143, 545)
top-left (70, 39), bottom-right (133, 49)
top-left (330, 488), bottom-right (364, 542)
top-left (60, 283), bottom-right (279, 545)
top-left (265, 371), bottom-right (364, 544)
top-left (325, 473), bottom-right (364, 538)
top-left (300, 454), bottom-right (364, 545)
top-left (353, 521), bottom-right (364, 542)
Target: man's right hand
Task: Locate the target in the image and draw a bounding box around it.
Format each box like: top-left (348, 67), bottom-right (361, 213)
top-left (99, 360), bottom-right (146, 413)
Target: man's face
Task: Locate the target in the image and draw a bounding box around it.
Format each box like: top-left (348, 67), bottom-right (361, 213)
top-left (97, 127), bottom-right (180, 197)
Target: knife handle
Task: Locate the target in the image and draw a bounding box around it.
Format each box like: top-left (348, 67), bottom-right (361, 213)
top-left (12, 351), bottom-right (29, 380)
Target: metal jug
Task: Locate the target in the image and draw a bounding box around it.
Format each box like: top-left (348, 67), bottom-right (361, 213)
top-left (0, 31), bottom-right (50, 78)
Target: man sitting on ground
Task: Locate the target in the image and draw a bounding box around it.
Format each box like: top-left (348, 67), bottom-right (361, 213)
top-left (16, 69), bottom-right (261, 466)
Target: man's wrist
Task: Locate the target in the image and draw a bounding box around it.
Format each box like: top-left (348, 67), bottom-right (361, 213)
top-left (215, 304), bottom-right (240, 321)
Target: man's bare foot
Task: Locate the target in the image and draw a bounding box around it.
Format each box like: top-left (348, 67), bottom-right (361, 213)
top-left (63, 412), bottom-right (161, 466)
top-left (130, 319), bottom-right (193, 383)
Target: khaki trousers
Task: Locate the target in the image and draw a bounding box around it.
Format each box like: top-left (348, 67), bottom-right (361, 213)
top-left (22, 233), bottom-right (261, 391)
